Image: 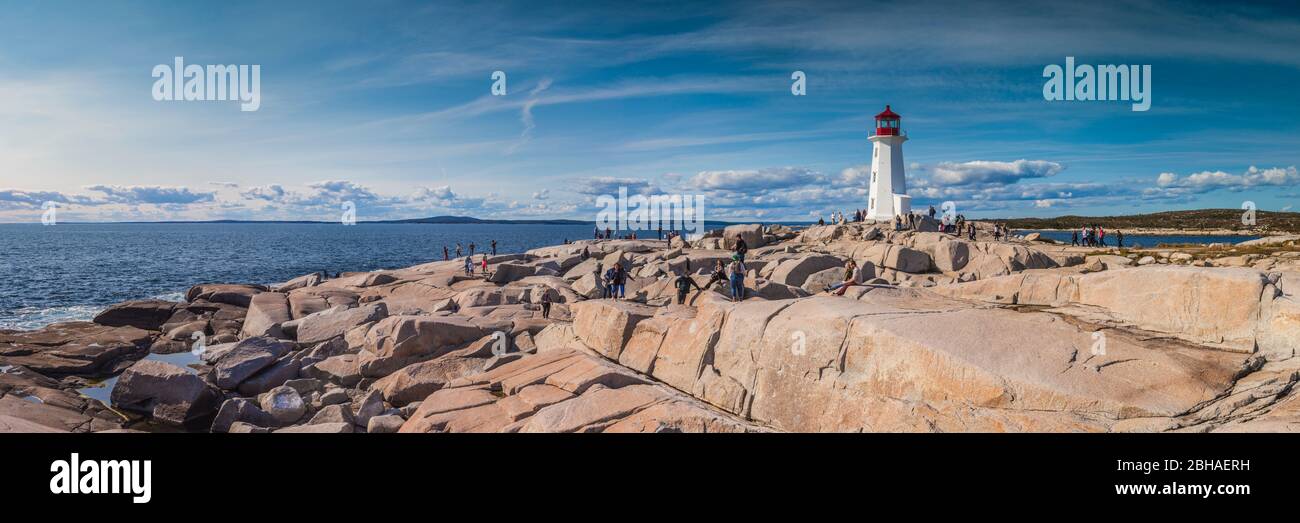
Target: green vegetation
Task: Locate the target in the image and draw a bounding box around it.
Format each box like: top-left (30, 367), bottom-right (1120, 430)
top-left (991, 209), bottom-right (1300, 234)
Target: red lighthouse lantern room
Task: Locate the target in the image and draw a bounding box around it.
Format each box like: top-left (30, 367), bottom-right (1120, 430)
top-left (874, 105), bottom-right (901, 136)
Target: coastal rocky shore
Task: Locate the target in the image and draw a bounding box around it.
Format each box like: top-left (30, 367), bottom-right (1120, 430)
top-left (3, 219), bottom-right (1299, 433)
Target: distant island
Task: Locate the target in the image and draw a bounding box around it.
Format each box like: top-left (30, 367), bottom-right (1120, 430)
top-left (990, 209), bottom-right (1299, 234)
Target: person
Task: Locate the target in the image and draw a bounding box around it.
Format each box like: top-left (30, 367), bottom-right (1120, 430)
top-left (480, 255), bottom-right (489, 275)
top-left (581, 246), bottom-right (590, 260)
top-left (704, 260), bottom-right (728, 290)
top-left (605, 227), bottom-right (612, 240)
top-left (611, 262), bottom-right (627, 300)
top-left (994, 225), bottom-right (1002, 242)
top-left (490, 240), bottom-right (497, 256)
top-left (893, 214), bottom-right (902, 231)
top-left (464, 255), bottom-right (473, 276)
top-left (1071, 230), bottom-right (1079, 246)
top-left (657, 226), bottom-right (663, 240)
top-left (733, 234), bottom-right (748, 263)
top-left (443, 245), bottom-right (449, 261)
top-left (968, 222), bottom-right (976, 240)
top-left (1116, 230), bottom-right (1124, 248)
top-left (602, 265), bottom-right (616, 299)
top-left (928, 205), bottom-right (936, 218)
top-left (727, 255), bottom-right (746, 302)
top-left (817, 217), bottom-right (825, 226)
top-left (469, 242), bottom-right (476, 256)
top-left (674, 270), bottom-right (704, 305)
top-left (825, 259), bottom-right (862, 296)
top-left (455, 243), bottom-right (463, 257)
top-left (1098, 227), bottom-right (1106, 247)
top-left (540, 292), bottom-right (552, 319)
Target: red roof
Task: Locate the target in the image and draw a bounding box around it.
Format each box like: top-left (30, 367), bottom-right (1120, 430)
top-left (875, 105), bottom-right (899, 119)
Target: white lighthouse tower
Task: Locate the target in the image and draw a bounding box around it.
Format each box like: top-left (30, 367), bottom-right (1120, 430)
top-left (865, 105), bottom-right (911, 221)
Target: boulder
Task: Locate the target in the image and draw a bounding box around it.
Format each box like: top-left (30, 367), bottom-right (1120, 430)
top-left (110, 359), bottom-right (220, 426)
top-left (723, 224), bottom-right (765, 249)
top-left (371, 354), bottom-right (487, 406)
top-left (883, 246), bottom-right (932, 273)
top-left (570, 300), bottom-right (657, 359)
top-left (92, 300), bottom-right (177, 330)
top-left (489, 263), bottom-right (536, 283)
top-left (259, 386), bottom-right (307, 425)
top-left (302, 354), bottom-right (363, 387)
top-left (271, 272), bottom-right (323, 292)
top-left (211, 398), bottom-right (278, 432)
top-left (295, 302), bottom-right (387, 344)
top-left (358, 315), bottom-right (488, 378)
top-left (241, 292), bottom-right (292, 338)
top-left (367, 414), bottom-right (405, 433)
top-left (769, 254), bottom-right (844, 288)
top-left (212, 336), bottom-right (293, 390)
top-left (932, 240), bottom-right (972, 273)
top-left (186, 284), bottom-right (266, 308)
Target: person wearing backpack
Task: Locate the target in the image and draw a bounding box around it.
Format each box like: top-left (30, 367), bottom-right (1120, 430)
top-left (727, 255), bottom-right (746, 302)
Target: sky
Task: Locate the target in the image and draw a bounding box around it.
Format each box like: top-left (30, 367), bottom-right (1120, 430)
top-left (1, 0), bottom-right (1299, 223)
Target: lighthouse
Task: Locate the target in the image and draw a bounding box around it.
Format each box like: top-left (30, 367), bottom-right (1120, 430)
top-left (865, 105), bottom-right (911, 221)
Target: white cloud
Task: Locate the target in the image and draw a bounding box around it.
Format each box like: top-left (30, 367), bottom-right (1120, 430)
top-left (929, 159), bottom-right (1064, 186)
top-left (1156, 166), bottom-right (1299, 192)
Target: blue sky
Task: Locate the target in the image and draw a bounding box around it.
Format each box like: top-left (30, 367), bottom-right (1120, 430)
top-left (1, 0), bottom-right (1299, 222)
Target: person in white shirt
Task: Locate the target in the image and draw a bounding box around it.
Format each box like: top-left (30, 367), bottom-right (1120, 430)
top-left (824, 260), bottom-right (863, 296)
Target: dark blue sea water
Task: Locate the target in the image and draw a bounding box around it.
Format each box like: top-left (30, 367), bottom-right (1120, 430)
top-left (0, 222), bottom-right (597, 330)
top-left (1015, 230), bottom-right (1262, 248)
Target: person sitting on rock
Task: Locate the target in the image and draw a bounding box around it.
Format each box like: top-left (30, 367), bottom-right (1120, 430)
top-left (674, 270), bottom-right (704, 305)
top-left (704, 260), bottom-right (728, 290)
top-left (825, 259), bottom-right (862, 296)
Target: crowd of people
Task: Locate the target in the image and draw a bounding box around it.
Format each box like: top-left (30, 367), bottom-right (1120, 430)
top-left (1071, 226), bottom-right (1123, 248)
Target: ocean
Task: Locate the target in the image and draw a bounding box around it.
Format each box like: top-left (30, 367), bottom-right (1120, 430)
top-left (0, 222), bottom-right (598, 331)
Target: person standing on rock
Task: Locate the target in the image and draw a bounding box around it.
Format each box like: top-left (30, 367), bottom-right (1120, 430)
top-left (968, 222), bottom-right (976, 241)
top-left (469, 242), bottom-right (476, 256)
top-left (733, 234), bottom-right (748, 263)
top-left (540, 292), bottom-right (552, 319)
top-left (481, 255), bottom-right (489, 276)
top-left (612, 262), bottom-right (628, 300)
top-left (928, 205), bottom-right (936, 219)
top-left (443, 245), bottom-right (449, 261)
top-left (464, 255), bottom-right (473, 276)
top-left (1116, 230), bottom-right (1124, 248)
top-left (1070, 230), bottom-right (1079, 246)
top-left (727, 255), bottom-right (747, 302)
top-left (674, 270), bottom-right (704, 305)
top-left (456, 243), bottom-right (463, 257)
top-left (603, 265), bottom-right (617, 299)
top-left (1098, 227), bottom-right (1107, 247)
top-left (491, 240), bottom-right (497, 256)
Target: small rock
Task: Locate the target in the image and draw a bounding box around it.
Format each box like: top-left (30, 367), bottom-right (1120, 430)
top-left (354, 389), bottom-right (385, 428)
top-left (307, 404), bottom-right (355, 426)
top-left (367, 414), bottom-right (404, 434)
top-left (228, 422), bottom-right (270, 434)
top-left (319, 388), bottom-right (351, 406)
top-left (259, 386), bottom-right (307, 425)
